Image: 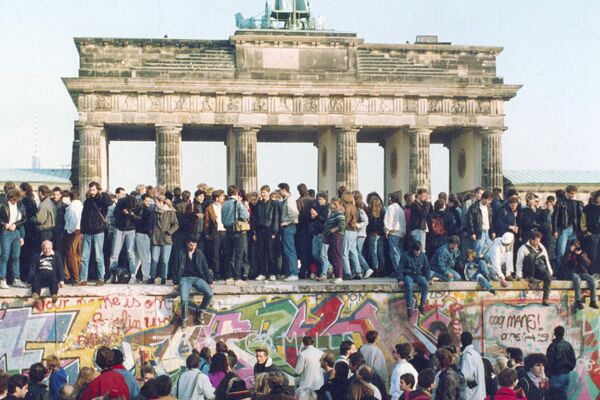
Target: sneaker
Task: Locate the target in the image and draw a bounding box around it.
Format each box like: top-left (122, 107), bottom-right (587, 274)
top-left (128, 277), bottom-right (137, 285)
top-left (225, 278), bottom-right (235, 286)
top-left (542, 300), bottom-right (550, 307)
top-left (96, 280), bottom-right (104, 287)
top-left (145, 278), bottom-right (155, 284)
top-left (269, 275), bottom-right (277, 281)
top-left (407, 308), bottom-right (413, 318)
top-left (576, 301), bottom-right (585, 310)
top-left (0, 280), bottom-right (9, 289)
top-left (316, 275), bottom-right (327, 281)
top-left (418, 305), bottom-right (426, 314)
top-left (255, 275), bottom-right (266, 281)
top-left (505, 275), bottom-right (514, 282)
top-left (13, 279), bottom-right (27, 288)
top-left (364, 269), bottom-right (374, 279)
top-left (590, 302), bottom-right (599, 309)
top-left (160, 278), bottom-right (166, 285)
top-left (51, 295), bottom-right (58, 303)
top-left (242, 275), bottom-right (249, 281)
top-left (310, 273), bottom-right (317, 280)
top-left (32, 292), bottom-right (40, 301)
top-left (332, 277), bottom-right (343, 284)
top-left (284, 275), bottom-right (299, 282)
top-left (77, 280), bottom-right (88, 286)
top-left (489, 289), bottom-right (497, 296)
top-left (352, 273), bottom-right (363, 280)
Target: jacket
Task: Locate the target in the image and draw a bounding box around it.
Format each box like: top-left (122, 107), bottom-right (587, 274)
top-left (295, 345), bottom-right (325, 390)
top-left (177, 249), bottom-right (213, 284)
top-left (255, 199), bottom-right (280, 235)
top-left (552, 197), bottom-right (582, 233)
top-left (113, 365), bottom-right (140, 399)
top-left (434, 368), bottom-right (461, 400)
top-left (133, 204), bottom-right (154, 236)
top-left (150, 205), bottom-right (179, 246)
top-left (484, 387), bottom-right (526, 400)
top-left (173, 368), bottom-right (215, 400)
top-left (359, 343), bottom-right (388, 387)
top-left (515, 372), bottom-right (546, 400)
top-left (465, 201), bottom-right (493, 239)
top-left (324, 211), bottom-right (345, 236)
top-left (36, 196), bottom-right (56, 231)
top-left (0, 200), bottom-right (27, 234)
top-left (25, 382), bottom-right (50, 400)
top-left (562, 250), bottom-right (592, 277)
top-left (79, 369), bottom-right (130, 400)
top-left (384, 203), bottom-right (406, 237)
top-left (221, 199), bottom-right (249, 230)
top-left (583, 203), bottom-right (600, 234)
top-left (28, 251), bottom-right (65, 283)
top-left (493, 203), bottom-right (518, 237)
top-left (280, 195), bottom-right (299, 226)
top-left (80, 192), bottom-right (112, 235)
top-left (367, 209), bottom-right (385, 236)
top-left (64, 200), bottom-right (83, 234)
top-left (204, 203), bottom-right (219, 237)
top-left (398, 251), bottom-right (431, 281)
top-left (459, 345), bottom-right (486, 400)
top-left (309, 202), bottom-right (330, 235)
top-left (519, 207), bottom-right (544, 241)
top-left (113, 195), bottom-right (141, 232)
top-left (485, 238), bottom-right (514, 280)
top-left (297, 195), bottom-right (314, 225)
top-left (49, 368), bottom-right (68, 400)
top-left (410, 201), bottom-right (431, 231)
top-left (431, 245), bottom-right (462, 277)
top-left (546, 337), bottom-right (576, 376)
top-left (446, 206), bottom-right (463, 238)
top-left (390, 359), bottom-right (418, 400)
top-left (254, 357), bottom-right (279, 376)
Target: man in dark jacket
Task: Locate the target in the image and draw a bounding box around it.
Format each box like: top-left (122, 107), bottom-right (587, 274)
top-left (79, 182), bottom-right (112, 286)
top-left (545, 325), bottom-right (576, 394)
top-left (583, 191), bottom-right (600, 273)
top-left (409, 188), bottom-right (432, 252)
top-left (35, 185), bottom-right (56, 245)
top-left (296, 183), bottom-right (314, 278)
top-left (254, 185), bottom-right (280, 281)
top-left (553, 185), bottom-right (582, 271)
top-left (25, 362), bottom-right (50, 400)
top-left (311, 192), bottom-right (331, 280)
top-left (398, 241), bottom-right (431, 317)
top-left (254, 347), bottom-right (279, 377)
top-left (108, 193), bottom-right (140, 283)
top-left (175, 239), bottom-right (214, 324)
top-left (29, 240), bottom-right (64, 306)
top-left (465, 190), bottom-right (495, 257)
top-left (134, 194), bottom-right (154, 282)
top-left (0, 188), bottom-right (28, 289)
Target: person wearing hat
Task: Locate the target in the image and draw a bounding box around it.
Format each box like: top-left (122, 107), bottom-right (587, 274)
top-left (484, 232), bottom-right (515, 288)
top-left (516, 230), bottom-right (553, 306)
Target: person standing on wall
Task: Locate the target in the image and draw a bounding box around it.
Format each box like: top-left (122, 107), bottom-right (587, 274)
top-left (0, 188), bottom-right (28, 289)
top-left (278, 183), bottom-right (300, 281)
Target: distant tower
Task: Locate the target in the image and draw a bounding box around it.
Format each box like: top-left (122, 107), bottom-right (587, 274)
top-left (32, 112), bottom-right (41, 169)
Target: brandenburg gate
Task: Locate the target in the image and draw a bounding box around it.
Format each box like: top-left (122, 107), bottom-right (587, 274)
top-left (64, 27), bottom-right (520, 196)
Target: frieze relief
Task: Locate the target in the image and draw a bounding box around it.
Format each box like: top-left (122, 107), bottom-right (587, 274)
top-left (303, 97), bottom-right (319, 113)
top-left (328, 96), bottom-right (344, 113)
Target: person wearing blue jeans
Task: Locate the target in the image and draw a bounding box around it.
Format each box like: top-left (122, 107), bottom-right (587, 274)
top-left (149, 196), bottom-right (179, 284)
top-left (342, 229), bottom-right (362, 278)
top-left (312, 233), bottom-right (330, 278)
top-left (278, 183), bottom-right (300, 281)
top-left (309, 192), bottom-right (331, 280)
top-left (79, 182), bottom-right (112, 285)
top-left (546, 326), bottom-right (576, 395)
top-left (463, 249), bottom-right (496, 294)
top-left (409, 188), bottom-right (432, 253)
top-left (563, 240), bottom-right (599, 310)
top-left (430, 236), bottom-right (463, 282)
top-left (552, 185), bottom-right (582, 274)
top-left (397, 241), bottom-right (431, 318)
top-left (175, 240), bottom-right (213, 324)
top-left (134, 194), bottom-right (154, 282)
top-left (0, 188), bottom-right (28, 289)
top-left (384, 193), bottom-right (407, 277)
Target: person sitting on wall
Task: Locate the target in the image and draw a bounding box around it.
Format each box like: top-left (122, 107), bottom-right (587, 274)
top-left (516, 230), bottom-right (553, 306)
top-left (29, 240), bottom-right (64, 307)
top-left (397, 240), bottom-right (431, 318)
top-left (174, 238), bottom-right (214, 325)
top-left (463, 249), bottom-right (496, 295)
top-left (430, 236), bottom-right (463, 282)
top-left (561, 239), bottom-right (599, 310)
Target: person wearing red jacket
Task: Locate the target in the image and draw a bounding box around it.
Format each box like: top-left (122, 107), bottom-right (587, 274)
top-left (80, 346), bottom-right (130, 400)
top-left (486, 368), bottom-right (526, 400)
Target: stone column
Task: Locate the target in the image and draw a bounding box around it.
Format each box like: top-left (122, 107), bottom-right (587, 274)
top-left (334, 126), bottom-right (360, 191)
top-left (408, 128), bottom-right (432, 193)
top-left (155, 124), bottom-right (182, 191)
top-left (77, 122), bottom-right (104, 190)
top-left (480, 127), bottom-right (504, 189)
top-left (233, 126), bottom-right (259, 192)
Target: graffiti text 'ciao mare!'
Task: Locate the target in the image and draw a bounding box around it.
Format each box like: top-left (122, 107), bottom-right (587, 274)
top-left (488, 313), bottom-right (543, 334)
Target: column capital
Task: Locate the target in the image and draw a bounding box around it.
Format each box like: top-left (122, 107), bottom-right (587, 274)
top-left (407, 127), bottom-right (433, 135)
top-left (333, 126), bottom-right (361, 134)
top-left (75, 121), bottom-right (104, 131)
top-left (155, 124), bottom-right (183, 133)
top-left (232, 125), bottom-right (261, 134)
top-left (478, 126), bottom-right (506, 136)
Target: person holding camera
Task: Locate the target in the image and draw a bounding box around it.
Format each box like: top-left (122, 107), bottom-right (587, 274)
top-left (563, 239), bottom-right (598, 310)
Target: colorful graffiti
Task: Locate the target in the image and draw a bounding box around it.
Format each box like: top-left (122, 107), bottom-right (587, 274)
top-left (0, 288), bottom-right (599, 398)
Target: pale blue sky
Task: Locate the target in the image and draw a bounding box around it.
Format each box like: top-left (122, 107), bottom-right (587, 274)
top-left (1, 1), bottom-right (599, 195)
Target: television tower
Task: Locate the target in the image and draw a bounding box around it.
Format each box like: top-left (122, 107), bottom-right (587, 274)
top-left (32, 111), bottom-right (41, 169)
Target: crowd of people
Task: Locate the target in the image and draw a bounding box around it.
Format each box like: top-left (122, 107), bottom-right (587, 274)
top-left (0, 327), bottom-right (577, 400)
top-left (1, 181), bottom-right (600, 318)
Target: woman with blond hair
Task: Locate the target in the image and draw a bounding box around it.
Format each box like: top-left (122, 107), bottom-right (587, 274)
top-left (73, 367), bottom-right (97, 400)
top-left (46, 354), bottom-right (68, 400)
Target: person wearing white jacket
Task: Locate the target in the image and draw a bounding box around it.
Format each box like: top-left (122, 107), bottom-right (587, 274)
top-left (295, 336), bottom-right (324, 390)
top-left (515, 231), bottom-right (553, 306)
top-left (173, 353), bottom-right (216, 400)
top-left (459, 332), bottom-right (486, 400)
top-left (484, 232), bottom-right (514, 288)
top-left (64, 190), bottom-right (84, 284)
top-left (384, 193), bottom-right (406, 274)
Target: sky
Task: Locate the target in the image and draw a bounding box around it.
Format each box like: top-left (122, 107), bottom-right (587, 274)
top-left (1, 0), bottom-right (599, 196)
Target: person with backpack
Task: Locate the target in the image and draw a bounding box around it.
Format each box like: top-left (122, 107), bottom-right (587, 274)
top-left (399, 368), bottom-right (435, 400)
top-left (426, 200), bottom-right (452, 256)
top-left (515, 231), bottom-right (553, 306)
top-left (173, 353), bottom-right (215, 400)
top-left (545, 326), bottom-right (576, 396)
top-left (430, 236), bottom-right (462, 282)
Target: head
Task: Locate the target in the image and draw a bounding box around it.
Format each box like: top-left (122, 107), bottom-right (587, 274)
top-left (448, 235), bottom-right (460, 251)
top-left (186, 239), bottom-right (198, 253)
top-left (58, 383), bottom-right (74, 399)
top-left (140, 379), bottom-right (160, 399)
top-left (255, 347), bottom-right (269, 365)
top-left (0, 372), bottom-right (8, 396)
top-left (213, 190), bottom-right (225, 204)
top-left (95, 346), bottom-right (115, 370)
top-left (495, 356), bottom-right (508, 374)
top-left (506, 347), bottom-right (524, 366)
top-left (260, 185), bottom-right (271, 201)
top-left (473, 187), bottom-right (484, 200)
top-left (112, 348), bottom-right (125, 366)
top-left (7, 374), bottom-right (28, 398)
top-left (154, 375), bottom-right (172, 397)
top-left (200, 347), bottom-right (212, 363)
top-left (508, 197), bottom-right (519, 211)
top-left (88, 182), bottom-right (101, 197)
top-left (528, 230), bottom-right (542, 248)
top-left (394, 343), bottom-right (412, 361)
top-left (227, 185), bottom-right (239, 198)
top-left (466, 249), bottom-right (477, 263)
top-left (302, 336), bottom-right (314, 347)
top-left (297, 183), bottom-right (309, 197)
top-left (357, 365), bottom-right (373, 383)
top-left (277, 183), bottom-right (290, 196)
top-left (497, 367), bottom-right (518, 389)
top-left (74, 367), bottom-right (97, 390)
top-left (435, 348), bottom-right (454, 369)
top-left (399, 373), bottom-right (415, 392)
top-left (348, 352), bottom-right (366, 373)
top-left (140, 193), bottom-right (152, 208)
top-left (266, 371), bottom-right (286, 392)
top-left (330, 197), bottom-right (343, 212)
top-left (6, 188), bottom-right (21, 204)
top-left (416, 188), bottom-right (428, 202)
top-left (320, 351), bottom-right (335, 371)
top-left (28, 362), bottom-right (48, 384)
top-left (38, 185), bottom-right (50, 200)
top-left (460, 331), bottom-right (473, 349)
top-left (566, 185), bottom-right (577, 199)
top-left (524, 353), bottom-right (546, 377)
top-left (186, 353), bottom-right (201, 370)
top-left (480, 190), bottom-right (492, 206)
top-left (404, 192), bottom-right (415, 206)
top-left (339, 340), bottom-right (356, 357)
top-left (334, 361), bottom-right (349, 382)
top-left (140, 364), bottom-right (156, 384)
top-left (388, 192), bottom-right (401, 205)
top-left (45, 354), bottom-right (61, 372)
top-left (216, 340), bottom-right (228, 353)
top-left (3, 181), bottom-right (15, 194)
top-left (210, 352), bottom-right (230, 373)
top-left (554, 325), bottom-right (565, 339)
top-left (417, 368), bottom-right (435, 392)
top-left (410, 240), bottom-right (422, 257)
top-left (365, 330), bottom-right (378, 344)
top-left (347, 379), bottom-right (374, 400)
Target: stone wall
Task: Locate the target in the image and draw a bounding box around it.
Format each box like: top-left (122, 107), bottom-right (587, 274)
top-left (0, 281), bottom-right (598, 398)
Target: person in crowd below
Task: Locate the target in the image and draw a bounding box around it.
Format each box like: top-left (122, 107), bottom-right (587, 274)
top-left (409, 343), bottom-right (429, 374)
top-left (366, 196), bottom-right (386, 276)
top-left (133, 194), bottom-right (153, 283)
top-left (353, 191), bottom-right (373, 279)
top-left (112, 349), bottom-right (140, 398)
top-left (0, 371), bottom-right (9, 399)
top-left (254, 347), bottom-right (279, 377)
top-left (341, 193), bottom-right (362, 279)
top-left (409, 189), bottom-right (431, 253)
top-left (582, 191), bottom-right (600, 272)
top-left (109, 192), bottom-right (139, 284)
top-left (459, 332), bottom-right (486, 400)
top-left (359, 330), bottom-right (388, 388)
top-left (494, 197), bottom-right (520, 239)
top-left (26, 362), bottom-right (50, 400)
top-left (265, 372), bottom-right (294, 400)
top-left (398, 374), bottom-right (415, 399)
top-left (399, 368), bottom-right (435, 400)
top-left (356, 367), bottom-right (382, 400)
top-left (465, 190), bottom-right (495, 258)
top-left (385, 193), bottom-right (407, 277)
top-left (426, 199), bottom-right (450, 256)
top-left (6, 374), bottom-right (28, 399)
top-left (199, 347), bottom-right (212, 375)
top-left (80, 346), bottom-right (129, 400)
top-left (139, 378), bottom-right (160, 400)
top-left (295, 336), bottom-right (324, 390)
top-left (64, 190), bottom-right (83, 285)
top-left (398, 241), bottom-right (431, 318)
top-left (36, 185), bottom-right (56, 245)
top-left (149, 195), bottom-right (179, 285)
top-left (389, 343), bottom-right (418, 400)
top-left (72, 367), bottom-right (97, 400)
top-left (209, 352), bottom-right (231, 389)
top-left (0, 188), bottom-right (28, 289)
top-left (79, 182), bottom-right (112, 286)
top-left (214, 358), bottom-right (240, 400)
top-left (45, 355), bottom-right (68, 400)
top-left (29, 240), bottom-right (64, 306)
top-left (485, 368), bottom-right (526, 400)
top-left (545, 326), bottom-right (576, 395)
top-left (348, 352), bottom-right (387, 400)
top-left (506, 348), bottom-right (526, 380)
top-left (154, 375), bottom-right (175, 400)
top-left (309, 192), bottom-right (330, 281)
top-left (320, 351), bottom-right (335, 385)
top-left (173, 352), bottom-right (215, 400)
top-left (485, 232), bottom-right (515, 287)
top-left (253, 185), bottom-right (280, 282)
top-left (520, 193), bottom-right (544, 244)
top-left (277, 183), bottom-right (300, 281)
top-left (433, 348), bottom-right (461, 400)
top-left (515, 353), bottom-right (549, 400)
top-left (254, 373), bottom-right (270, 400)
top-left (174, 238), bottom-right (214, 324)
top-left (562, 239), bottom-right (598, 309)
top-left (336, 340), bottom-right (357, 369)
top-left (431, 236), bottom-right (462, 282)
top-left (221, 185), bottom-right (250, 284)
top-left (346, 379), bottom-right (376, 400)
top-left (515, 231), bottom-right (553, 306)
top-left (319, 361), bottom-right (349, 400)
top-left (324, 198), bottom-right (346, 284)
top-left (204, 190), bottom-right (227, 280)
top-left (296, 184), bottom-right (315, 279)
top-left (464, 249), bottom-right (496, 295)
top-left (57, 384), bottom-right (74, 400)
top-left (553, 185), bottom-right (582, 272)
top-left (139, 365), bottom-right (156, 386)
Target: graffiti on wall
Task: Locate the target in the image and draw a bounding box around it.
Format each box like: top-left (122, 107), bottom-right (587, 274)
top-left (0, 289), bottom-right (598, 398)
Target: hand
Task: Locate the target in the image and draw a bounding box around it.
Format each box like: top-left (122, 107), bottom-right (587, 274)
top-left (210, 284), bottom-right (215, 289)
top-left (491, 233), bottom-right (496, 240)
top-left (123, 209), bottom-right (129, 215)
top-left (398, 281), bottom-right (405, 287)
top-left (429, 280), bottom-right (433, 285)
top-left (8, 224), bottom-right (16, 232)
top-left (447, 272), bottom-right (454, 279)
top-left (271, 234), bottom-right (276, 239)
top-left (554, 232), bottom-right (559, 239)
top-left (59, 281), bottom-right (65, 288)
top-left (19, 238), bottom-right (24, 246)
top-left (173, 285), bottom-right (179, 291)
top-left (471, 234), bottom-right (476, 241)
top-left (252, 235), bottom-right (257, 241)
